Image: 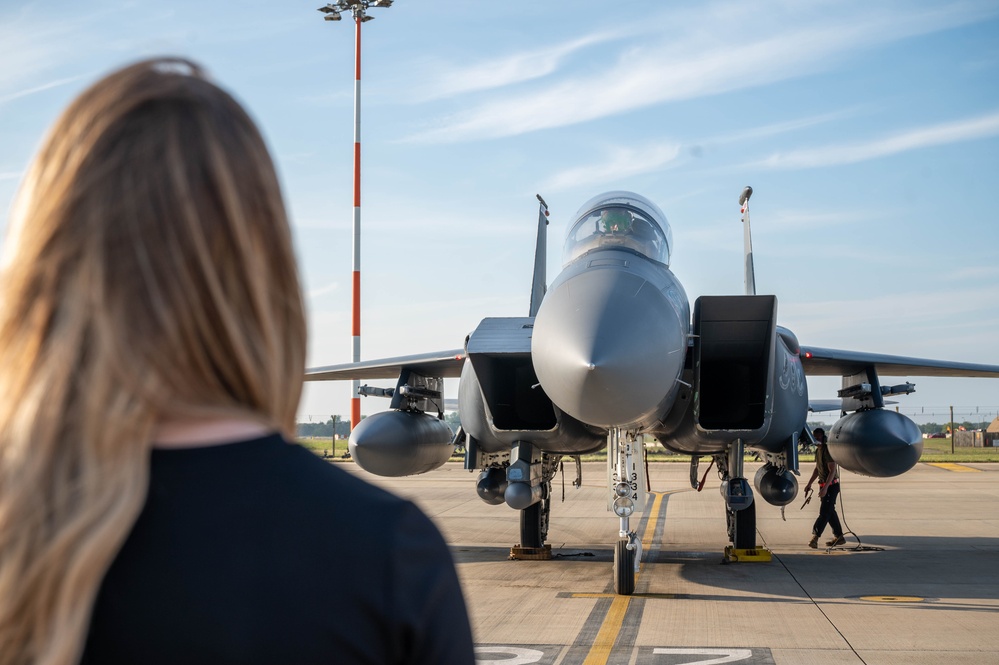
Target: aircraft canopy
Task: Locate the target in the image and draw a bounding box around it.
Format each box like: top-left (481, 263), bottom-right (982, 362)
top-left (562, 191), bottom-right (672, 267)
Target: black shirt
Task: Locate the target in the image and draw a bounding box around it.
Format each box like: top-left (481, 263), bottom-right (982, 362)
top-left (82, 434), bottom-right (474, 664)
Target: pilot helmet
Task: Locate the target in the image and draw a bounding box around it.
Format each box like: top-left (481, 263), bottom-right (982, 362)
top-left (600, 208), bottom-right (633, 233)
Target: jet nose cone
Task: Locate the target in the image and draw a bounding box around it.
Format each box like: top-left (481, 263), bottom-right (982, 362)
top-left (532, 266), bottom-right (687, 428)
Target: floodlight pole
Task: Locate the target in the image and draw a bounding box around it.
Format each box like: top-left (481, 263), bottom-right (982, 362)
top-left (350, 9), bottom-right (362, 434)
top-left (318, 1), bottom-right (392, 432)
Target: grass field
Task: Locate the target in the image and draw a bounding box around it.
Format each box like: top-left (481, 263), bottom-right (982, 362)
top-left (299, 437), bottom-right (351, 460)
top-left (299, 435), bottom-right (999, 463)
top-left (917, 435), bottom-right (999, 462)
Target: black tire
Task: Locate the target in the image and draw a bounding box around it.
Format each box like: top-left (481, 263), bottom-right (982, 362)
top-left (520, 502), bottom-right (543, 548)
top-left (614, 539), bottom-right (635, 595)
top-left (733, 502), bottom-right (757, 549)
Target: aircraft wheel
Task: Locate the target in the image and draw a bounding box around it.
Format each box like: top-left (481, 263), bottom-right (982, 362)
top-left (614, 539), bottom-right (635, 595)
top-left (520, 502), bottom-right (543, 548)
top-left (733, 502), bottom-right (757, 549)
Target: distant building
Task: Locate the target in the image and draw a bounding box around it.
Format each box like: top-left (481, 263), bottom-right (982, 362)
top-left (957, 417), bottom-right (999, 447)
top-left (987, 417), bottom-right (999, 447)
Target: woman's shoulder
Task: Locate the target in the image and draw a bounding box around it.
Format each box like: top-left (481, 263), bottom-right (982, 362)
top-left (264, 435), bottom-right (412, 504)
top-left (151, 432), bottom-right (413, 514)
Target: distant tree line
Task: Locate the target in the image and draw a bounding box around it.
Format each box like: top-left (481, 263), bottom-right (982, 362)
top-left (297, 412), bottom-right (459, 439)
top-left (802, 419), bottom-right (996, 436)
top-left (297, 416), bottom-right (350, 439)
top-left (296, 414), bottom-right (992, 440)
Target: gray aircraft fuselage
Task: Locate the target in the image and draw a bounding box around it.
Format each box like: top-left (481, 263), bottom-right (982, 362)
top-left (461, 191), bottom-right (808, 463)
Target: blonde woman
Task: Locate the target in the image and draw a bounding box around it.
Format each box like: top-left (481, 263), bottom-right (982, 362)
top-left (0, 58), bottom-right (474, 665)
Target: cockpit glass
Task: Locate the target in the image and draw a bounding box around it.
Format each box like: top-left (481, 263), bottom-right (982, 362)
top-left (562, 205), bottom-right (670, 266)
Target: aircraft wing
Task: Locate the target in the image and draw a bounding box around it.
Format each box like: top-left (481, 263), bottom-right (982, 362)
top-left (808, 399), bottom-right (843, 412)
top-left (305, 349), bottom-right (466, 381)
top-left (800, 346), bottom-right (999, 378)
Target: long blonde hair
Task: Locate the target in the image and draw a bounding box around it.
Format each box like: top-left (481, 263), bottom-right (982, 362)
top-left (0, 58), bottom-right (306, 665)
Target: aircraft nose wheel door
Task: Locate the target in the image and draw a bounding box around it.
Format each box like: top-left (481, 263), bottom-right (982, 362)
top-left (608, 429), bottom-right (645, 595)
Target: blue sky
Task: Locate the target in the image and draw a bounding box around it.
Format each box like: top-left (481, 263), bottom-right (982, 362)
top-left (2, 0), bottom-right (998, 426)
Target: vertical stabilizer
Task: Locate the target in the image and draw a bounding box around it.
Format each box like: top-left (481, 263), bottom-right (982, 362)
top-left (529, 195), bottom-right (549, 317)
top-left (739, 186), bottom-right (756, 296)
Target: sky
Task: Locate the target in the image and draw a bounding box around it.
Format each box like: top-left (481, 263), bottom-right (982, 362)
top-left (1, 0), bottom-right (998, 427)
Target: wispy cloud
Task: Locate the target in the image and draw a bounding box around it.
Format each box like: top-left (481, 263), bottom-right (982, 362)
top-left (783, 285), bottom-right (999, 353)
top-left (405, 1), bottom-right (999, 143)
top-left (706, 109), bottom-right (865, 146)
top-left (415, 32), bottom-right (620, 102)
top-left (752, 110), bottom-right (999, 169)
top-left (543, 142), bottom-right (682, 191)
top-left (540, 109), bottom-right (858, 191)
top-left (0, 74), bottom-right (90, 105)
top-left (757, 209), bottom-right (881, 232)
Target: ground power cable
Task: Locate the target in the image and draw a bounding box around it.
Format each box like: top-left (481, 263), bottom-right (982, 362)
top-left (756, 529), bottom-right (869, 665)
top-left (831, 484), bottom-right (884, 553)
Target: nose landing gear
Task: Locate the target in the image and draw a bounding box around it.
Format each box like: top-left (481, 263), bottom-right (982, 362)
top-left (609, 428), bottom-right (645, 595)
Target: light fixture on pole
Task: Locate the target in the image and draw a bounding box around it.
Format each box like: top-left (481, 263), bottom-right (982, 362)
top-left (317, 0), bottom-right (394, 432)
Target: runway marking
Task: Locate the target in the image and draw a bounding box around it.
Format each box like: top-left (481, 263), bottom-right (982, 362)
top-left (472, 645), bottom-right (773, 664)
top-left (580, 492), bottom-right (667, 665)
top-left (580, 595), bottom-right (631, 665)
top-left (474, 646), bottom-right (546, 664)
top-left (571, 592), bottom-right (679, 600)
top-left (857, 595), bottom-right (926, 603)
top-left (926, 462), bottom-right (981, 472)
top-left (640, 491), bottom-right (667, 574)
top-left (651, 648), bottom-right (753, 664)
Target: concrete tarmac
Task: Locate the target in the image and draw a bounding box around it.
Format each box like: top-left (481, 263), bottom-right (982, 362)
top-left (347, 460), bottom-right (999, 665)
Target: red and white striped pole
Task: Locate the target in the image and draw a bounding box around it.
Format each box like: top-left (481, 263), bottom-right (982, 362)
top-left (350, 11), bottom-right (362, 432)
top-left (318, 1), bottom-right (393, 432)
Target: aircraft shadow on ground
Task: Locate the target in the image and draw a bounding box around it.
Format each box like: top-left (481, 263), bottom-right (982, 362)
top-left (449, 536), bottom-right (999, 614)
top-left (658, 534), bottom-right (999, 611)
top-left (450, 545), bottom-right (609, 565)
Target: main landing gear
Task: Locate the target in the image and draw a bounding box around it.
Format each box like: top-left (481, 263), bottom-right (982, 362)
top-left (510, 451), bottom-right (560, 561)
top-left (716, 439), bottom-right (771, 563)
top-left (726, 496), bottom-right (756, 549)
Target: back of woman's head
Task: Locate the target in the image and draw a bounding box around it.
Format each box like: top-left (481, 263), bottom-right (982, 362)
top-left (0, 58), bottom-right (305, 665)
top-left (4, 56), bottom-right (305, 429)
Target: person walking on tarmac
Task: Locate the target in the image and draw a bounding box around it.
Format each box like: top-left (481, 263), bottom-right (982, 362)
top-left (804, 428), bottom-right (846, 548)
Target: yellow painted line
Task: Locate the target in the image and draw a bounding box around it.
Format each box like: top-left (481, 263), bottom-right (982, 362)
top-left (860, 595), bottom-right (925, 603)
top-left (581, 596), bottom-right (630, 665)
top-left (927, 462), bottom-right (981, 472)
top-left (639, 491), bottom-right (666, 573)
top-left (572, 593), bottom-right (618, 599)
top-left (580, 492), bottom-right (665, 664)
top-left (572, 592), bottom-right (678, 600)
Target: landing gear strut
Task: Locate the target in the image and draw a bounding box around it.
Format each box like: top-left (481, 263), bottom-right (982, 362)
top-left (511, 452), bottom-right (559, 560)
top-left (608, 429), bottom-right (645, 595)
top-left (717, 439), bottom-right (771, 562)
top-left (717, 438), bottom-right (758, 550)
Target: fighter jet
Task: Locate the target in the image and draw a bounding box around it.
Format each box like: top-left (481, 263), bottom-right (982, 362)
top-left (306, 189), bottom-right (999, 595)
